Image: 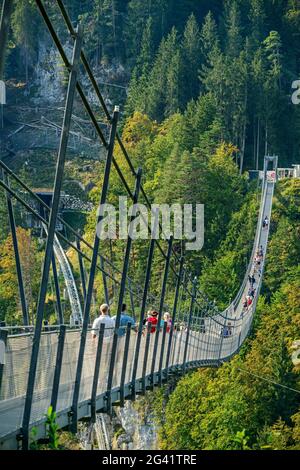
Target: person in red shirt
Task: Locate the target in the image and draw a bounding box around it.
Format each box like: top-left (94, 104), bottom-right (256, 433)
top-left (146, 310), bottom-right (159, 333)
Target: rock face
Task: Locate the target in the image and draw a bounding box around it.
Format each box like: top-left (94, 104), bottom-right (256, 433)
top-left (101, 400), bottom-right (158, 450)
top-left (32, 42), bottom-right (68, 105)
top-left (32, 41), bottom-right (128, 110)
top-left (113, 401), bottom-right (158, 450)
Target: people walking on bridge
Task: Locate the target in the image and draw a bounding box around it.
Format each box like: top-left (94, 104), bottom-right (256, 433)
top-left (258, 266), bottom-right (262, 277)
top-left (248, 286), bottom-right (255, 298)
top-left (263, 216), bottom-right (269, 229)
top-left (248, 274), bottom-right (255, 287)
top-left (222, 322), bottom-right (232, 338)
top-left (111, 303), bottom-right (136, 336)
top-left (91, 303), bottom-right (115, 339)
top-left (161, 312), bottom-right (172, 332)
top-left (146, 310), bottom-right (159, 333)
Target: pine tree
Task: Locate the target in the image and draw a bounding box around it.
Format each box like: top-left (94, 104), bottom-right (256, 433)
top-left (249, 0), bottom-right (267, 44)
top-left (183, 93), bottom-right (218, 150)
top-left (261, 30), bottom-right (283, 155)
top-left (125, 0), bottom-right (169, 63)
top-left (125, 17), bottom-right (154, 116)
top-left (135, 17), bottom-right (154, 77)
top-left (165, 48), bottom-right (181, 117)
top-left (91, 0), bottom-right (125, 62)
top-left (199, 12), bottom-right (223, 106)
top-left (181, 14), bottom-right (201, 106)
top-left (200, 11), bottom-right (220, 64)
top-left (224, 1), bottom-right (243, 58)
top-left (155, 144), bottom-right (183, 204)
top-left (263, 30), bottom-right (283, 90)
top-left (146, 27), bottom-right (180, 120)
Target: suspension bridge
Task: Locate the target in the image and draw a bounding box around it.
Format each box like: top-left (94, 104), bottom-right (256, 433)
top-left (0, 0), bottom-right (284, 451)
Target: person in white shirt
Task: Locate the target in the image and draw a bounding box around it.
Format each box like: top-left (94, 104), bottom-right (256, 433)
top-left (91, 303), bottom-right (115, 339)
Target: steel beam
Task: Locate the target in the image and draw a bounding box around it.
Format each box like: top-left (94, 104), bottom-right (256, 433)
top-left (50, 324), bottom-right (66, 412)
top-left (128, 279), bottom-right (135, 320)
top-left (150, 237), bottom-right (173, 389)
top-left (51, 254), bottom-right (64, 325)
top-left (182, 278), bottom-right (197, 374)
top-left (4, 173), bottom-right (29, 325)
top-left (158, 321), bottom-right (167, 386)
top-left (130, 238), bottom-right (155, 400)
top-left (217, 309), bottom-right (228, 365)
top-left (100, 256), bottom-right (109, 305)
top-left (141, 323), bottom-right (152, 394)
top-left (70, 106), bottom-right (119, 433)
top-left (119, 324), bottom-right (132, 407)
top-left (21, 26), bottom-right (82, 449)
top-left (90, 323), bottom-right (105, 423)
top-left (0, 329), bottom-right (8, 393)
top-left (105, 168), bottom-right (142, 414)
top-left (76, 238), bottom-right (87, 302)
top-left (165, 256), bottom-right (184, 378)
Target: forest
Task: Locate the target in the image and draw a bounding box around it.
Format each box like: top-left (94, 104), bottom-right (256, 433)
top-left (3, 0), bottom-right (300, 170)
top-left (0, 0), bottom-right (299, 451)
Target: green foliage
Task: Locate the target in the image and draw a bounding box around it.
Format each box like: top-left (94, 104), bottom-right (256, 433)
top-left (231, 429), bottom-right (251, 450)
top-left (125, 0), bottom-right (300, 168)
top-left (158, 179), bottom-right (300, 451)
top-left (257, 419), bottom-right (293, 450)
top-left (0, 190), bottom-right (9, 245)
top-left (201, 190), bottom-right (258, 307)
top-left (29, 427), bottom-right (39, 451)
top-left (99, 108), bottom-right (247, 279)
top-left (45, 406), bottom-right (60, 450)
top-left (264, 180), bottom-right (300, 297)
top-left (181, 14), bottom-right (201, 103)
top-left (0, 228), bottom-right (41, 324)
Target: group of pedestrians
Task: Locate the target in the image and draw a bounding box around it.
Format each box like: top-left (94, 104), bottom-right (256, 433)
top-left (144, 310), bottom-right (172, 334)
top-left (91, 303), bottom-right (174, 339)
top-left (262, 216), bottom-right (269, 230)
top-left (91, 303), bottom-right (136, 339)
top-left (241, 244), bottom-right (264, 316)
